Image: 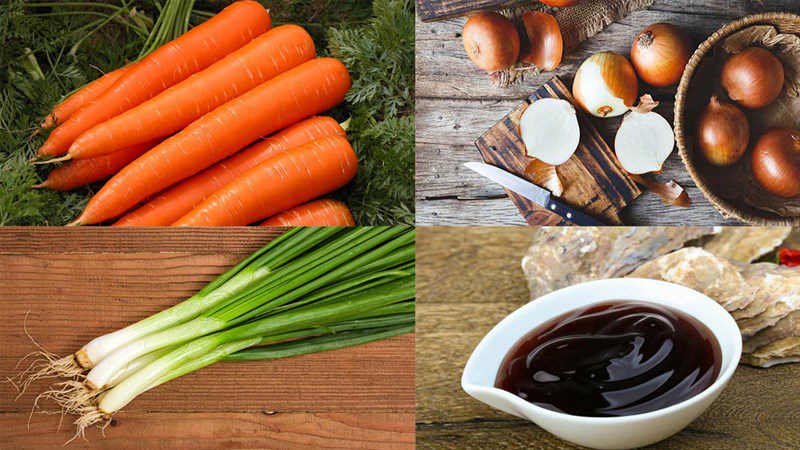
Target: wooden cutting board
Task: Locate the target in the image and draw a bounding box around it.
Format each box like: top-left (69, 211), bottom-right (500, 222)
top-left (417, 0), bottom-right (529, 21)
top-left (475, 76), bottom-right (641, 226)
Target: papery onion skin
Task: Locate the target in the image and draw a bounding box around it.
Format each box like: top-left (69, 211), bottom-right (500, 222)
top-left (721, 47), bottom-right (784, 109)
top-left (696, 97), bottom-right (750, 167)
top-left (573, 51), bottom-right (638, 118)
top-left (520, 11), bottom-right (563, 70)
top-left (539, 0), bottom-right (579, 6)
top-left (751, 127), bottom-right (800, 198)
top-left (631, 23), bottom-right (691, 87)
top-left (462, 12), bottom-right (520, 72)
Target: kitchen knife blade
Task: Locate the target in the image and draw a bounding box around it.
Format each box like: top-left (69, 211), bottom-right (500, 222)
top-left (464, 162), bottom-right (605, 226)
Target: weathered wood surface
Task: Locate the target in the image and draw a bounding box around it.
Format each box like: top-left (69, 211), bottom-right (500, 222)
top-left (415, 227), bottom-right (800, 448)
top-left (417, 0), bottom-right (530, 21)
top-left (476, 76), bottom-right (641, 225)
top-left (415, 0), bottom-right (800, 225)
top-left (0, 228), bottom-right (415, 448)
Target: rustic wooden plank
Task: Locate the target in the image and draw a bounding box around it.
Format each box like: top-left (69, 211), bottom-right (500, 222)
top-left (417, 0), bottom-right (530, 22)
top-left (415, 227), bottom-right (800, 448)
top-left (2, 412), bottom-right (415, 449)
top-left (0, 227), bottom-right (286, 254)
top-left (0, 229), bottom-right (414, 444)
top-left (415, 0), bottom-right (800, 225)
top-left (475, 77), bottom-right (641, 225)
top-left (416, 198), bottom-right (527, 225)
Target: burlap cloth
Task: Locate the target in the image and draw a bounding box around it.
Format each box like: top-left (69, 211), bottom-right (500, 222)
top-left (491, 0), bottom-right (654, 87)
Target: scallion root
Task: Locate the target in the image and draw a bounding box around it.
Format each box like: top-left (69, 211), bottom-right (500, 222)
top-left (68, 406), bottom-right (110, 445)
top-left (36, 380), bottom-right (102, 416)
top-left (9, 352), bottom-right (84, 398)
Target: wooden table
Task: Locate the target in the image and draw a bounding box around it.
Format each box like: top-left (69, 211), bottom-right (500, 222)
top-left (416, 227), bottom-right (800, 448)
top-left (0, 229), bottom-right (415, 449)
top-left (415, 0), bottom-right (800, 225)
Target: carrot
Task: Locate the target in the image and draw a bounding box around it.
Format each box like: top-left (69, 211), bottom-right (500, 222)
top-left (174, 136), bottom-right (358, 226)
top-left (38, 1), bottom-right (271, 158)
top-left (114, 116), bottom-right (345, 226)
top-left (70, 57), bottom-right (351, 225)
top-left (39, 66), bottom-right (130, 131)
top-left (67, 25), bottom-right (315, 161)
top-left (259, 199), bottom-right (355, 226)
top-left (32, 140), bottom-right (160, 192)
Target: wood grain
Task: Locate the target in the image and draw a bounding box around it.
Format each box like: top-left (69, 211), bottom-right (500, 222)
top-left (475, 77), bottom-right (641, 225)
top-left (417, 0), bottom-right (529, 21)
top-left (0, 229), bottom-right (414, 447)
top-left (415, 0), bottom-right (800, 225)
top-left (415, 227), bottom-right (800, 448)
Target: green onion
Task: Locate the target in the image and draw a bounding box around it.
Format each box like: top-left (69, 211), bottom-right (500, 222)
top-left (26, 227), bottom-right (415, 436)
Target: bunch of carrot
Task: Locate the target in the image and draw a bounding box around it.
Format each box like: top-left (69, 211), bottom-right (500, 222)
top-left (34, 1), bottom-right (358, 227)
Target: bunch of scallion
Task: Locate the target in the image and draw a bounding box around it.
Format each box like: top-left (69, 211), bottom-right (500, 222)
top-left (18, 226), bottom-right (415, 440)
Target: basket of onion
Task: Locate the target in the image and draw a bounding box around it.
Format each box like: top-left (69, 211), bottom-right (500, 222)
top-left (675, 12), bottom-right (800, 225)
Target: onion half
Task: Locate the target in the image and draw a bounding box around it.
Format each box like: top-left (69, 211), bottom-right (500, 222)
top-left (614, 95), bottom-right (675, 174)
top-left (518, 98), bottom-right (580, 166)
top-left (573, 52), bottom-right (639, 118)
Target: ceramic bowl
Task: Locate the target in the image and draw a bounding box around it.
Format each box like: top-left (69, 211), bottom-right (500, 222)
top-left (462, 278), bottom-right (742, 449)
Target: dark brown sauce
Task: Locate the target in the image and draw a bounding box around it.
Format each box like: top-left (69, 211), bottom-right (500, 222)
top-left (495, 301), bottom-right (721, 417)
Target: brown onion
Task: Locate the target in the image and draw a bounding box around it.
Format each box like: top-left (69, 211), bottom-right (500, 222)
top-left (630, 23), bottom-right (691, 87)
top-left (520, 11), bottom-right (563, 70)
top-left (462, 12), bottom-right (520, 72)
top-left (751, 127), bottom-right (800, 198)
top-left (721, 47), bottom-right (784, 109)
top-left (696, 97), bottom-right (749, 166)
top-left (539, 0), bottom-right (579, 6)
top-left (573, 51), bottom-right (638, 118)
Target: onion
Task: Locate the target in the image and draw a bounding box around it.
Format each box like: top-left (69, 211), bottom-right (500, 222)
top-left (518, 98), bottom-right (580, 165)
top-left (630, 23), bottom-right (691, 87)
top-left (614, 95), bottom-right (674, 174)
top-left (462, 12), bottom-right (520, 72)
top-left (520, 11), bottom-right (562, 70)
top-left (539, 0), bottom-right (579, 6)
top-left (573, 51), bottom-right (638, 118)
top-left (696, 96), bottom-right (750, 167)
top-left (751, 127), bottom-right (800, 198)
top-left (721, 47), bottom-right (784, 109)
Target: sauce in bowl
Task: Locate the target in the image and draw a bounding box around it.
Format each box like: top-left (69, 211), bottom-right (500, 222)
top-left (495, 301), bottom-right (721, 417)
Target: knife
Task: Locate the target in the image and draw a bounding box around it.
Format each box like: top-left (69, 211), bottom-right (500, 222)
top-left (464, 162), bottom-right (605, 226)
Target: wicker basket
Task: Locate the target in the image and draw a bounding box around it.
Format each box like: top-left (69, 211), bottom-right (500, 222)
top-left (674, 12), bottom-right (800, 226)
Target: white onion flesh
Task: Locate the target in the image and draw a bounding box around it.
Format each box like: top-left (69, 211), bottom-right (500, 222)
top-left (615, 109), bottom-right (675, 174)
top-left (573, 58), bottom-right (631, 118)
top-left (519, 98), bottom-right (581, 165)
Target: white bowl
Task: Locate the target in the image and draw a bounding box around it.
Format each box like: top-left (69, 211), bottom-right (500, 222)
top-left (461, 278), bottom-right (742, 449)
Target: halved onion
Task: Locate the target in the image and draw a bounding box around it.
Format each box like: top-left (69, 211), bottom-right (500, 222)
top-left (518, 98), bottom-right (580, 165)
top-left (614, 95), bottom-right (675, 174)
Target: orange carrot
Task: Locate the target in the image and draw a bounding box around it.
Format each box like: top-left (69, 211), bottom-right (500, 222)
top-left (259, 199), bottom-right (355, 226)
top-left (114, 116), bottom-right (345, 226)
top-left (70, 58), bottom-right (351, 225)
top-left (38, 1), bottom-right (271, 158)
top-left (67, 25), bottom-right (315, 161)
top-left (174, 136), bottom-right (358, 226)
top-left (39, 66), bottom-right (130, 131)
top-left (32, 140), bottom-right (160, 191)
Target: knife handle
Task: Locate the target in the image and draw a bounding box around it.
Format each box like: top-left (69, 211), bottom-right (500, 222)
top-left (544, 198), bottom-right (605, 226)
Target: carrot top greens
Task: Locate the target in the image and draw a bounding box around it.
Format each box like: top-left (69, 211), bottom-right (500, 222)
top-left (0, 0), bottom-right (414, 225)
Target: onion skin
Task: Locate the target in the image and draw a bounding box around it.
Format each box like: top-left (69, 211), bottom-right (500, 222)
top-left (751, 127), bottom-right (800, 198)
top-left (573, 51), bottom-right (638, 118)
top-left (462, 12), bottom-right (520, 72)
top-left (539, 0), bottom-right (579, 6)
top-left (630, 23), bottom-right (691, 87)
top-left (696, 97), bottom-right (749, 167)
top-left (520, 11), bottom-right (563, 70)
top-left (721, 47), bottom-right (784, 109)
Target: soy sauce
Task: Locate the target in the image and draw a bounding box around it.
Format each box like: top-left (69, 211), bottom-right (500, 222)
top-left (495, 301), bottom-right (721, 417)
